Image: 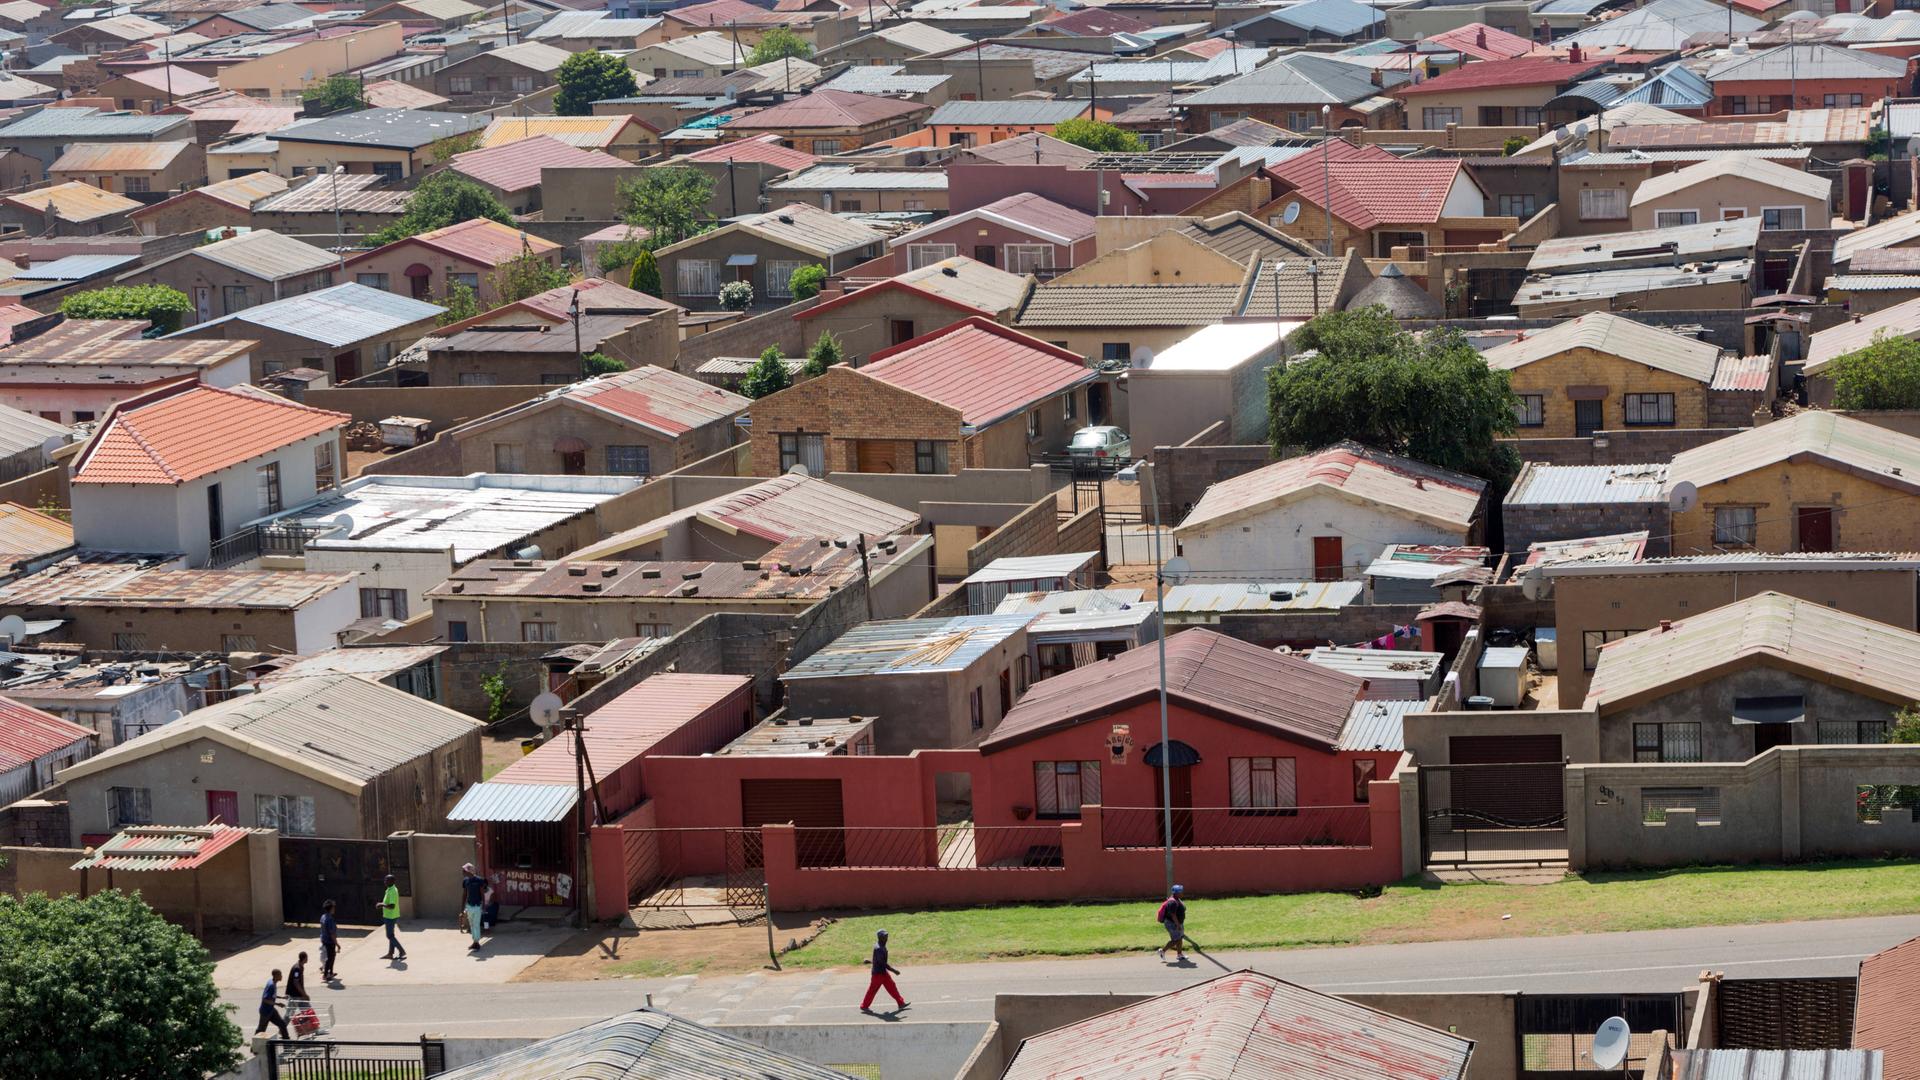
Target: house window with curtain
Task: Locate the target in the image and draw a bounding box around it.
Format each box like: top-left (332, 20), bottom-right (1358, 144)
top-left (255, 794), bottom-right (317, 836)
top-left (1229, 757), bottom-right (1297, 814)
top-left (109, 786), bottom-right (151, 826)
top-left (256, 462), bottom-right (281, 515)
top-left (606, 445), bottom-right (651, 476)
top-left (1633, 722), bottom-right (1702, 763)
top-left (1819, 719), bottom-right (1889, 744)
top-left (675, 258), bottom-right (719, 296)
top-left (907, 243), bottom-right (957, 270)
top-left (360, 588), bottom-right (408, 620)
top-left (1713, 506), bottom-right (1758, 548)
top-left (1761, 207), bottom-right (1804, 230)
top-left (765, 259), bottom-right (806, 298)
top-left (521, 621), bottom-right (559, 642)
top-left (1422, 107), bottom-right (1462, 128)
top-left (914, 440), bottom-right (948, 474)
top-left (779, 433), bottom-right (825, 474)
top-left (1623, 393), bottom-right (1675, 426)
top-left (1004, 244), bottom-right (1052, 273)
top-left (1654, 210), bottom-right (1699, 228)
top-left (1032, 760), bottom-right (1101, 818)
top-left (314, 442), bottom-right (336, 491)
top-left (1514, 394), bottom-right (1544, 427)
top-left (1498, 194), bottom-right (1537, 218)
top-left (493, 443), bottom-right (525, 472)
top-left (1579, 188), bottom-right (1627, 220)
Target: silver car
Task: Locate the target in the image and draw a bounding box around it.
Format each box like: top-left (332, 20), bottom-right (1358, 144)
top-left (1068, 425), bottom-right (1132, 461)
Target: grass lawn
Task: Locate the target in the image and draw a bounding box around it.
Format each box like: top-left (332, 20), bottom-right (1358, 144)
top-left (782, 859), bottom-right (1920, 969)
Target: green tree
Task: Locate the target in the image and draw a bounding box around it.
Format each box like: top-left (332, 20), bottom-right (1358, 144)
top-left (434, 280), bottom-right (481, 327)
top-left (300, 74), bottom-right (364, 116)
top-left (596, 236), bottom-right (651, 279)
top-left (746, 26), bottom-right (813, 65)
top-left (629, 247), bottom-right (663, 296)
top-left (619, 167), bottom-right (714, 248)
top-left (804, 329), bottom-right (842, 377)
top-left (1267, 306), bottom-right (1521, 484)
top-left (1051, 118), bottom-right (1146, 153)
top-left (740, 345), bottom-right (792, 399)
top-left (481, 662), bottom-right (511, 723)
top-left (1502, 135), bottom-right (1527, 156)
top-left (1826, 333), bottom-right (1920, 410)
top-left (489, 252), bottom-right (571, 305)
top-left (584, 351), bottom-right (627, 376)
top-left (428, 130), bottom-right (482, 164)
top-left (554, 49), bottom-right (638, 116)
top-left (368, 172), bottom-right (514, 246)
top-left (0, 891), bottom-right (242, 1080)
top-left (789, 263), bottom-right (827, 300)
top-left (60, 284), bottom-right (193, 334)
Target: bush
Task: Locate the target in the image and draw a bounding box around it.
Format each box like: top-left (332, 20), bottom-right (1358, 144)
top-left (367, 173), bottom-right (514, 246)
top-left (746, 26), bottom-right (812, 64)
top-left (629, 248), bottom-right (663, 296)
top-left (740, 345), bottom-right (792, 399)
top-left (596, 236), bottom-right (650, 279)
top-left (1051, 118), bottom-right (1146, 153)
top-left (433, 281), bottom-right (480, 327)
top-left (60, 285), bottom-right (194, 334)
top-left (1502, 136), bottom-right (1527, 156)
top-left (584, 352), bottom-right (626, 376)
top-left (789, 264), bottom-right (828, 300)
top-left (804, 330), bottom-right (842, 378)
top-left (1827, 334), bottom-right (1920, 410)
top-left (489, 252), bottom-right (571, 305)
top-left (554, 49), bottom-right (637, 116)
top-left (718, 280), bottom-right (753, 311)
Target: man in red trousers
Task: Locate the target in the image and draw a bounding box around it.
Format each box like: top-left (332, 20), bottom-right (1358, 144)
top-left (859, 929), bottom-right (909, 1013)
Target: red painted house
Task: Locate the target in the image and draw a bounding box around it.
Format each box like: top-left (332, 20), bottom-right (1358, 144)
top-left (1704, 43), bottom-right (1910, 116)
top-left (876, 191), bottom-right (1097, 276)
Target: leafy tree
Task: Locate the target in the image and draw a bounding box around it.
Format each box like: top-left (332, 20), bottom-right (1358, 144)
top-left (804, 330), bottom-right (842, 377)
top-left (0, 891), bottom-right (242, 1080)
top-left (554, 49), bottom-right (637, 116)
top-left (367, 172), bottom-right (514, 246)
top-left (301, 74), bottom-right (363, 116)
top-left (619, 167), bottom-right (714, 248)
top-left (740, 345), bottom-right (792, 399)
top-left (489, 252), bottom-right (571, 305)
top-left (1051, 118), bottom-right (1146, 153)
top-left (789, 263), bottom-right (827, 300)
top-left (434, 281), bottom-right (480, 327)
top-left (1826, 333), bottom-right (1920, 410)
top-left (746, 27), bottom-right (813, 65)
top-left (60, 284), bottom-right (193, 334)
top-left (718, 280), bottom-right (753, 311)
top-left (1502, 135), bottom-right (1527, 156)
top-left (584, 351), bottom-right (627, 376)
top-left (596, 236), bottom-right (650, 279)
top-left (1891, 705), bottom-right (1920, 743)
top-left (429, 130), bottom-right (482, 164)
top-left (629, 247), bottom-right (663, 296)
top-left (1267, 306), bottom-right (1520, 484)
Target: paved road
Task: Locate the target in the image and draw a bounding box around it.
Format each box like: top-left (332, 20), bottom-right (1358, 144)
top-left (227, 913), bottom-right (1920, 1041)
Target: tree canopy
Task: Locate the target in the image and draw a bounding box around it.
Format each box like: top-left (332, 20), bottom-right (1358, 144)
top-left (300, 74), bottom-right (363, 116)
top-left (1266, 306), bottom-right (1520, 484)
top-left (746, 27), bottom-right (813, 65)
top-left (1051, 118), bottom-right (1145, 153)
top-left (804, 330), bottom-right (843, 378)
top-left (1825, 333), bottom-right (1920, 410)
top-left (60, 285), bottom-right (193, 334)
top-left (789, 264), bottom-right (827, 300)
top-left (434, 280), bottom-right (480, 326)
top-left (554, 49), bottom-right (638, 116)
top-left (741, 345), bottom-right (792, 398)
top-left (368, 172), bottom-right (514, 246)
top-left (619, 167), bottom-right (714, 248)
top-left (0, 891), bottom-right (242, 1080)
top-left (584, 351), bottom-right (626, 376)
top-left (489, 252), bottom-right (571, 305)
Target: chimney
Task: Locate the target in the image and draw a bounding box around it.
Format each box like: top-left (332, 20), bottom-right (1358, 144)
top-left (1476, 27), bottom-right (1487, 48)
top-left (1569, 42), bottom-right (1582, 63)
top-left (1659, 619), bottom-right (1673, 631)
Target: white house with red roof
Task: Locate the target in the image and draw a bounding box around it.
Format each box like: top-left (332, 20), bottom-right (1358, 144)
top-left (1173, 441), bottom-right (1488, 581)
top-left (68, 379), bottom-right (349, 568)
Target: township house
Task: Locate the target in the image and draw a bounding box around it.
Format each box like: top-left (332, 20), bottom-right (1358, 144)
top-left (1176, 52), bottom-right (1400, 133)
top-left (420, 277), bottom-right (680, 385)
top-left (795, 256), bottom-right (1033, 363)
top-left (116, 230), bottom-right (337, 325)
top-left (476, 117), bottom-right (661, 163)
top-left (1397, 55), bottom-right (1607, 129)
top-left (0, 182), bottom-right (141, 237)
top-left (47, 141), bottom-right (206, 195)
top-left (431, 40), bottom-right (571, 108)
top-left (569, 472), bottom-right (922, 562)
top-left (1626, 155), bottom-right (1833, 232)
top-left (719, 89), bottom-right (933, 155)
top-left (745, 318), bottom-right (1099, 476)
top-left (342, 217), bottom-right (564, 307)
top-left (653, 202), bottom-right (886, 310)
top-left (0, 321), bottom-right (254, 425)
top-left (1248, 141), bottom-right (1503, 259)
top-left (880, 191), bottom-right (1097, 275)
top-left (261, 108), bottom-right (488, 179)
top-left (1704, 43), bottom-right (1908, 116)
top-left (445, 134), bottom-right (632, 216)
top-left (128, 171), bottom-right (287, 237)
top-left (174, 281), bottom-right (444, 381)
top-left (0, 697), bottom-right (93, 807)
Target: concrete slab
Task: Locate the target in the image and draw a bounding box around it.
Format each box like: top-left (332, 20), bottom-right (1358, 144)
top-left (216, 918), bottom-right (576, 991)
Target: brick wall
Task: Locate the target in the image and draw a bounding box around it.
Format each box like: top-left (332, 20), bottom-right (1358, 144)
top-left (745, 366), bottom-right (965, 477)
top-left (1058, 505), bottom-right (1102, 565)
top-left (437, 641), bottom-right (571, 721)
top-left (1504, 427), bottom-right (1740, 467)
top-left (1149, 440), bottom-right (1272, 523)
top-left (965, 494), bottom-right (1060, 574)
top-left (1502, 500), bottom-right (1672, 558)
top-left (1212, 604), bottom-right (1428, 649)
top-left (0, 798), bottom-right (68, 847)
top-left (674, 296), bottom-right (822, 371)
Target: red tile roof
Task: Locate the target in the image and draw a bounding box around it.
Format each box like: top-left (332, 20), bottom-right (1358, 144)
top-left (1396, 56), bottom-right (1606, 95)
top-left (1041, 6), bottom-right (1151, 35)
top-left (981, 629), bottom-right (1367, 752)
top-left (1424, 22), bottom-right (1534, 61)
top-left (0, 694), bottom-right (91, 771)
top-left (722, 88), bottom-right (927, 131)
top-left (449, 134), bottom-right (631, 194)
top-left (72, 382), bottom-right (347, 486)
top-left (345, 217), bottom-right (561, 270)
top-left (860, 317), bottom-right (1096, 428)
top-left (1855, 934), bottom-right (1920, 1080)
top-left (684, 133), bottom-right (818, 171)
top-left (1266, 144), bottom-right (1466, 228)
top-left (566, 364), bottom-right (747, 435)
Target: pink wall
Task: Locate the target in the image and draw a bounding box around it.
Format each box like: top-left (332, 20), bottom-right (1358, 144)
top-left (878, 219), bottom-right (1090, 277)
top-left (948, 163), bottom-right (1148, 216)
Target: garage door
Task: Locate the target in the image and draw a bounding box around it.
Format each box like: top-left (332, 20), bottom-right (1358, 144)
top-left (741, 778), bottom-right (845, 867)
top-left (1448, 734), bottom-right (1563, 827)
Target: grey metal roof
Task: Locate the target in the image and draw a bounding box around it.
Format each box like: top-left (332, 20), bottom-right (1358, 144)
top-left (1161, 581), bottom-right (1363, 614)
top-left (0, 106), bottom-right (187, 139)
top-left (1707, 42), bottom-right (1906, 81)
top-left (174, 229), bottom-right (335, 281)
top-left (1339, 697), bottom-right (1421, 751)
top-left (1308, 646), bottom-right (1443, 682)
top-left (781, 614), bottom-right (1033, 680)
top-left (1669, 1049), bottom-right (1881, 1080)
top-left (1565, 147), bottom-right (1812, 165)
top-left (179, 283), bottom-right (441, 346)
top-left (964, 551), bottom-right (1098, 584)
top-left (1266, 0), bottom-right (1383, 37)
top-left (271, 107), bottom-right (488, 150)
top-left (13, 253), bottom-right (138, 281)
top-left (1829, 274), bottom-right (1920, 291)
top-left (446, 780), bottom-right (576, 823)
top-left (928, 99), bottom-right (1090, 125)
top-left (822, 65), bottom-right (951, 94)
top-left (527, 10), bottom-right (661, 38)
top-left (433, 1008), bottom-right (860, 1079)
top-left (1506, 463), bottom-right (1670, 505)
top-left (769, 164), bottom-right (948, 191)
top-left (1182, 52), bottom-right (1382, 107)
top-left (0, 400), bottom-right (68, 457)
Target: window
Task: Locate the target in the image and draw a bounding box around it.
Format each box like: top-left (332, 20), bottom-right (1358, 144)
top-left (450, 75), bottom-right (473, 93)
top-left (1514, 394), bottom-right (1544, 427)
top-left (255, 794), bottom-right (316, 836)
top-left (108, 786), bottom-right (151, 826)
top-left (1653, 210), bottom-right (1699, 228)
top-left (449, 272), bottom-right (480, 290)
top-left (1713, 506), bottom-right (1758, 548)
top-left (906, 243), bottom-right (956, 270)
top-left (1229, 757), bottom-right (1298, 813)
top-left (371, 162), bottom-right (403, 181)
top-left (1061, 392), bottom-right (1076, 421)
top-left (1578, 188), bottom-right (1627, 221)
top-left (1728, 96), bottom-right (1750, 115)
top-left (223, 285), bottom-right (251, 314)
top-left (765, 258), bottom-right (807, 298)
top-left (1004, 244), bottom-right (1052, 273)
top-left (1858, 785), bottom-right (1917, 823)
top-left (778, 433), bottom-right (825, 474)
top-left (969, 686), bottom-right (983, 730)
top-left (1819, 720), bottom-right (1889, 744)
top-left (73, 410), bottom-right (94, 422)
top-left (812, 139), bottom-right (841, 155)
top-left (1623, 393), bottom-right (1675, 426)
top-left (1032, 760), bottom-right (1101, 818)
top-left (1761, 207), bottom-right (1805, 230)
top-left (458, 372), bottom-right (498, 386)
top-left (1101, 342), bottom-right (1131, 365)
top-left (1825, 93), bottom-right (1864, 107)
top-left (521, 621), bottom-right (559, 642)
top-left (1353, 759), bottom-right (1377, 802)
top-left (256, 462), bottom-right (281, 514)
top-left (999, 669), bottom-right (1011, 715)
top-left (1512, 106), bottom-right (1544, 126)
top-left (675, 257), bottom-right (719, 296)
top-left (511, 75), bottom-right (534, 92)
top-left (222, 634), bottom-right (257, 652)
top-left (357, 272), bottom-right (390, 290)
top-left (604, 445), bottom-right (651, 476)
top-left (1498, 194), bottom-right (1537, 218)
top-left (913, 440), bottom-right (949, 474)
top-left (1642, 786), bottom-right (1721, 825)
top-left (1422, 106), bottom-right (1462, 128)
top-left (1026, 409), bottom-right (1041, 439)
top-left (112, 632), bottom-right (148, 651)
top-left (635, 621), bottom-right (672, 638)
top-left (446, 620), bottom-right (469, 642)
top-left (493, 443), bottom-right (525, 472)
top-left (314, 441), bottom-right (335, 491)
top-left (1633, 722), bottom-right (1703, 763)
top-left (360, 587), bottom-right (408, 620)
top-left (1582, 628), bottom-right (1639, 669)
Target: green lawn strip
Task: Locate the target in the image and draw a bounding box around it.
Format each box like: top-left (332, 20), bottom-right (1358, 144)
top-left (608, 953), bottom-right (718, 979)
top-left (780, 859), bottom-right (1920, 969)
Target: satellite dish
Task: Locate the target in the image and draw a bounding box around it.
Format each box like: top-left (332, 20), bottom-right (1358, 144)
top-left (1130, 345), bottom-right (1155, 369)
top-left (529, 692), bottom-right (564, 731)
top-left (1668, 480), bottom-right (1698, 513)
top-left (0, 614), bottom-right (25, 644)
top-left (40, 434), bottom-right (66, 455)
top-left (1518, 566), bottom-right (1549, 602)
top-left (786, 463), bottom-right (811, 478)
top-left (1571, 122), bottom-right (1591, 138)
top-left (166, 709), bottom-right (185, 725)
top-left (329, 513), bottom-right (355, 537)
top-left (1161, 555), bottom-right (1191, 587)
top-left (1591, 1016), bottom-right (1631, 1071)
top-left (1281, 201), bottom-right (1302, 225)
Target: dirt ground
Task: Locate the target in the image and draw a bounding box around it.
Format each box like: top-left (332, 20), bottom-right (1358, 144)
top-left (516, 914), bottom-right (829, 982)
top-left (483, 718), bottom-right (541, 779)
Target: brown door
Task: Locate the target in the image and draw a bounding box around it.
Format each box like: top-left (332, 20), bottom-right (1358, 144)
top-left (1574, 399), bottom-right (1603, 437)
top-left (1754, 723), bottom-right (1795, 756)
top-left (1796, 507), bottom-right (1833, 552)
top-left (1156, 765), bottom-right (1195, 845)
top-left (890, 319), bottom-right (915, 345)
top-left (206, 790), bottom-right (238, 825)
top-left (855, 440), bottom-right (895, 473)
top-left (1312, 536), bottom-right (1343, 581)
top-left (741, 778), bottom-right (844, 867)
top-left (973, 244), bottom-right (996, 267)
top-left (334, 350), bottom-right (360, 382)
top-left (561, 450), bottom-right (586, 475)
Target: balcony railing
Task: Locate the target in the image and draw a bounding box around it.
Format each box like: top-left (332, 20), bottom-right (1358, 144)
top-left (207, 523), bottom-right (328, 569)
top-left (1101, 805), bottom-right (1372, 849)
top-left (207, 527), bottom-right (260, 570)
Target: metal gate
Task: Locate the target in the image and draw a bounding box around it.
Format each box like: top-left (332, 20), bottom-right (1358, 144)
top-left (1419, 760), bottom-right (1568, 867)
top-left (1714, 977), bottom-right (1857, 1050)
top-left (269, 1039), bottom-right (445, 1079)
top-left (281, 837), bottom-right (392, 925)
top-left (627, 827), bottom-right (766, 920)
top-left (1517, 993), bottom-right (1684, 1078)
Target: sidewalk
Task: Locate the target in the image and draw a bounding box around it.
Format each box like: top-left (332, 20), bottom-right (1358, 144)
top-left (215, 917), bottom-right (576, 991)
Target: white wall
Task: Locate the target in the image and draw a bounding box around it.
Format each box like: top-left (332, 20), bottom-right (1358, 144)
top-left (1443, 175), bottom-right (1487, 218)
top-left (302, 544), bottom-right (456, 621)
top-left (1176, 492), bottom-right (1470, 579)
top-left (291, 576), bottom-right (363, 653)
top-left (70, 483), bottom-right (185, 555)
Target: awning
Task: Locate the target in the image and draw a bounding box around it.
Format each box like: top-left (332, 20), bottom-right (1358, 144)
top-left (1731, 695), bottom-right (1806, 725)
top-left (447, 781), bottom-right (578, 823)
top-left (725, 253), bottom-right (759, 267)
top-left (1143, 739), bottom-right (1202, 768)
top-left (552, 435), bottom-right (589, 454)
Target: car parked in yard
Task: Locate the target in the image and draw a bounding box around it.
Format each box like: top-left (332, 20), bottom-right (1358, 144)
top-left (1068, 425), bottom-right (1131, 461)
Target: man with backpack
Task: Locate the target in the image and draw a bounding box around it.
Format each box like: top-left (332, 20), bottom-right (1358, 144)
top-left (1155, 885), bottom-right (1187, 962)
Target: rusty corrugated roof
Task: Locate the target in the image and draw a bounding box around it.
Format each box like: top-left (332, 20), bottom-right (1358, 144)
top-left (346, 217), bottom-right (559, 270)
top-left (1856, 934), bottom-right (1920, 1080)
top-left (49, 140), bottom-right (195, 173)
top-left (0, 693), bottom-right (91, 771)
top-left (1, 181), bottom-right (140, 223)
top-left (70, 824), bottom-right (250, 872)
top-left (571, 474), bottom-right (920, 560)
top-left (0, 501), bottom-right (73, 565)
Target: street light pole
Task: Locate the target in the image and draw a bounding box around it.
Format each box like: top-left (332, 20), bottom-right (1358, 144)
top-left (1119, 462), bottom-right (1180, 896)
top-left (1322, 104), bottom-right (1334, 257)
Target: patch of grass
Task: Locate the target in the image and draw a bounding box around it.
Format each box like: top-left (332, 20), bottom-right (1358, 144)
top-left (782, 859), bottom-right (1920, 969)
top-left (607, 953), bottom-right (720, 979)
top-left (483, 760), bottom-right (512, 780)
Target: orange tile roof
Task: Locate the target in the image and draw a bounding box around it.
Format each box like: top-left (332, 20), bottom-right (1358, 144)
top-left (345, 217), bottom-right (561, 270)
top-left (73, 383), bottom-right (347, 486)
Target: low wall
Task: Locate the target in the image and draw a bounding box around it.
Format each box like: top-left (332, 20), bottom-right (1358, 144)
top-left (1210, 604), bottom-right (1427, 648)
top-left (674, 296), bottom-right (820, 371)
top-left (0, 797), bottom-right (68, 846)
top-left (965, 494), bottom-right (1077, 574)
top-left (406, 831), bottom-right (477, 919)
top-left (1149, 439), bottom-right (1270, 524)
top-left (1503, 427), bottom-right (1741, 467)
top-left (299, 385), bottom-right (547, 429)
top-left (2, 828), bottom-right (280, 934)
top-left (0, 464), bottom-right (65, 514)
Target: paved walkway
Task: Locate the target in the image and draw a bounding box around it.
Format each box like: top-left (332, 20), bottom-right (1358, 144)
top-left (215, 917), bottom-right (576, 993)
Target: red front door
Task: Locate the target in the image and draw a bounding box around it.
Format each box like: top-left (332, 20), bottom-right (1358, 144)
top-left (1313, 536), bottom-right (1344, 581)
top-left (1156, 765), bottom-right (1194, 846)
top-left (207, 790), bottom-right (238, 825)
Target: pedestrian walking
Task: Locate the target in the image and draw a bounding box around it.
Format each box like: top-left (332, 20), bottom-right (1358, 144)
top-left (858, 929), bottom-right (908, 1013)
top-left (460, 862), bottom-right (489, 952)
top-left (380, 875), bottom-right (407, 960)
top-left (1155, 884), bottom-right (1187, 962)
top-left (285, 951), bottom-right (308, 1002)
top-left (318, 900), bottom-right (339, 981)
top-left (254, 969), bottom-right (290, 1040)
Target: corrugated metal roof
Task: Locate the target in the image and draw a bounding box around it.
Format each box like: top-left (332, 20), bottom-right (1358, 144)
top-left (667, 201), bottom-right (884, 260)
top-left (560, 365), bottom-right (746, 436)
top-left (430, 535), bottom-right (894, 603)
top-left (1632, 154), bottom-right (1832, 207)
top-left (1161, 580), bottom-right (1363, 613)
top-left (1003, 969), bottom-right (1473, 1079)
top-left (725, 88), bottom-right (926, 131)
top-left (1307, 646), bottom-right (1442, 682)
top-left (683, 133), bottom-right (816, 170)
top-left (528, 11), bottom-right (662, 39)
top-left (273, 107), bottom-right (488, 150)
top-left (1339, 697), bottom-right (1421, 751)
top-left (183, 229), bottom-right (334, 281)
top-left (0, 693), bottom-right (91, 770)
top-left (1708, 40), bottom-right (1905, 80)
top-left (771, 165), bottom-right (947, 191)
top-left (1178, 442), bottom-right (1485, 536)
top-left (783, 614), bottom-right (1033, 680)
top-left (1828, 274), bottom-right (1920, 291)
top-left (13, 253), bottom-right (138, 280)
top-left (0, 402), bottom-right (67, 457)
top-left (450, 134), bottom-right (631, 193)
top-left (261, 645), bottom-right (446, 683)
top-left (73, 383), bottom-right (345, 486)
top-left (1267, 0), bottom-right (1383, 36)
top-left (1184, 52), bottom-right (1397, 107)
top-left (432, 1008), bottom-right (860, 1079)
top-left (822, 65), bottom-right (951, 95)
top-left (1, 182), bottom-right (141, 223)
top-left (497, 673), bottom-right (750, 787)
top-left (252, 172), bottom-right (410, 215)
top-left (1020, 282), bottom-right (1243, 327)
top-left (0, 501), bottom-right (74, 564)
top-left (351, 217), bottom-right (559, 269)
top-left (1669, 410), bottom-right (1920, 493)
top-left (69, 824), bottom-right (251, 872)
top-left (187, 282), bottom-right (442, 346)
top-left (1711, 353), bottom-right (1773, 391)
top-left (446, 780), bottom-right (576, 823)
top-left (1668, 1050), bottom-right (1882, 1080)
top-left (803, 256), bottom-right (1030, 320)
top-left (0, 106), bottom-right (186, 138)
top-left (860, 318), bottom-right (1098, 429)
top-left (1854, 934), bottom-right (1920, 1080)
top-left (271, 474), bottom-right (639, 562)
top-left (1586, 591), bottom-right (1920, 712)
top-left (965, 551), bottom-right (1099, 584)
top-left (1482, 312), bottom-right (1720, 382)
top-left (929, 99), bottom-right (1090, 126)
top-left (1506, 463), bottom-right (1670, 505)
top-left (571, 474), bottom-right (920, 560)
top-left (48, 139), bottom-right (194, 173)
top-left (1808, 295), bottom-right (1920, 370)
top-left (1523, 532), bottom-right (1648, 567)
top-left (134, 169), bottom-right (286, 216)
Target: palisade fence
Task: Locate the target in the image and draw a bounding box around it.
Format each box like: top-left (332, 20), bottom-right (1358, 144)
top-left (793, 824), bottom-right (1067, 870)
top-left (1100, 805), bottom-right (1372, 849)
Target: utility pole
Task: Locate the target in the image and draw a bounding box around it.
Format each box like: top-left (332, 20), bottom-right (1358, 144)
top-left (1321, 104), bottom-right (1334, 257)
top-left (330, 166), bottom-right (345, 274)
top-left (567, 707), bottom-right (586, 930)
top-left (571, 287), bottom-right (585, 379)
top-left (975, 40), bottom-right (985, 100)
top-left (854, 533), bottom-right (874, 621)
